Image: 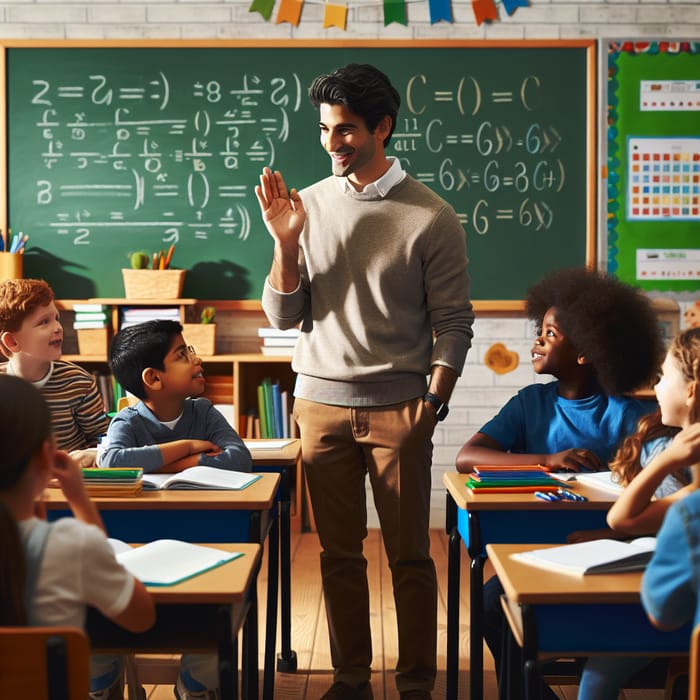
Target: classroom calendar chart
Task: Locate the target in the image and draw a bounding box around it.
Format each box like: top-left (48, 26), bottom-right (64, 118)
top-left (5, 43), bottom-right (594, 302)
top-left (606, 41), bottom-right (700, 294)
top-left (626, 138), bottom-right (700, 221)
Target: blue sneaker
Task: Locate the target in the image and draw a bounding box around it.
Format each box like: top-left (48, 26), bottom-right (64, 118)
top-left (174, 674), bottom-right (219, 700)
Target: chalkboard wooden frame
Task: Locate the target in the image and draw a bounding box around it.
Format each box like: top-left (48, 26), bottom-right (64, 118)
top-left (0, 39), bottom-right (596, 311)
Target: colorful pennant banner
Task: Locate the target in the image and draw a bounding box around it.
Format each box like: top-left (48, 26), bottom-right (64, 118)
top-left (428, 0), bottom-right (452, 24)
top-left (471, 0), bottom-right (498, 25)
top-left (383, 0), bottom-right (407, 26)
top-left (323, 2), bottom-right (348, 29)
top-left (248, 0), bottom-right (275, 20)
top-left (501, 0), bottom-right (528, 15)
top-left (276, 0), bottom-right (303, 25)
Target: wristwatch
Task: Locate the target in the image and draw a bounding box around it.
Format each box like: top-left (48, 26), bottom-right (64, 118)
top-left (423, 392), bottom-right (449, 421)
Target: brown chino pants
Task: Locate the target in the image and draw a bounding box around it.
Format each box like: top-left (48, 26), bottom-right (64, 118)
top-left (293, 397), bottom-right (437, 693)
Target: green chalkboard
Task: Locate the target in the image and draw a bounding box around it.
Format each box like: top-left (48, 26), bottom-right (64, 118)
top-left (607, 42), bottom-right (700, 294)
top-left (3, 41), bottom-right (595, 302)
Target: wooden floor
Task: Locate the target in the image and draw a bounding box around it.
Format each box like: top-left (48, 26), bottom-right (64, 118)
top-left (141, 529), bottom-right (668, 700)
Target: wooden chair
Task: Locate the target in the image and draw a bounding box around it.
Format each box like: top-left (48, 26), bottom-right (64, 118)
top-left (117, 395), bottom-right (139, 411)
top-left (0, 626), bottom-right (90, 700)
top-left (689, 621), bottom-right (700, 699)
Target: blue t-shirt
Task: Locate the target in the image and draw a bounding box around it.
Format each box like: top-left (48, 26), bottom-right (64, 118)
top-left (641, 489), bottom-right (700, 630)
top-left (480, 381), bottom-right (654, 466)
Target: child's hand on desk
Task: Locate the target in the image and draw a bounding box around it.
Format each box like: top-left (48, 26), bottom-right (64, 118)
top-left (50, 450), bottom-right (88, 503)
top-left (68, 448), bottom-right (98, 469)
top-left (547, 448), bottom-right (604, 473)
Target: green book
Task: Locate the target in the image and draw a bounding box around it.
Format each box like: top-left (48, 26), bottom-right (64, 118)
top-left (82, 467), bottom-right (143, 481)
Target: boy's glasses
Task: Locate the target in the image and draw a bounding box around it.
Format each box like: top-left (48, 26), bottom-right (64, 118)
top-left (186, 345), bottom-right (197, 357)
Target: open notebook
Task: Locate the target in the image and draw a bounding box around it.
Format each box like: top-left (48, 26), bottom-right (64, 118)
top-left (141, 466), bottom-right (260, 491)
top-left (109, 539), bottom-right (243, 586)
top-left (511, 537), bottom-right (657, 576)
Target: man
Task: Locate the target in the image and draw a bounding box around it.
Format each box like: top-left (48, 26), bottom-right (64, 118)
top-left (255, 63), bottom-right (474, 700)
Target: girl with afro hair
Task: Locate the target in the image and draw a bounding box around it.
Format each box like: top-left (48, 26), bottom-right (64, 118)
top-left (456, 266), bottom-right (664, 474)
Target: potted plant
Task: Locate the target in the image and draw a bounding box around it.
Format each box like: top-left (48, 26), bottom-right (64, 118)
top-left (121, 245), bottom-right (185, 299)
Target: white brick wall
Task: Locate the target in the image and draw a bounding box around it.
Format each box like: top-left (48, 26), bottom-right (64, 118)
top-left (1, 1), bottom-right (698, 526)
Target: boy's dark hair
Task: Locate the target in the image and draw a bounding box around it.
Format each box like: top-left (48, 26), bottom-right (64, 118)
top-left (525, 267), bottom-right (664, 395)
top-left (308, 63), bottom-right (400, 147)
top-left (108, 319), bottom-right (183, 400)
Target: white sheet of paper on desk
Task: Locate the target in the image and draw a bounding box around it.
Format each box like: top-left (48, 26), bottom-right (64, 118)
top-left (114, 539), bottom-right (242, 586)
top-left (573, 471), bottom-right (625, 495)
top-left (244, 439), bottom-right (294, 449)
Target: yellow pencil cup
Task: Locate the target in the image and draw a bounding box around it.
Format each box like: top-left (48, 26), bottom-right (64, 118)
top-left (0, 252), bottom-right (23, 282)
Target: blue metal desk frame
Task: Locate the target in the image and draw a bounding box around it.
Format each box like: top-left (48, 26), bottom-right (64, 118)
top-left (487, 543), bottom-right (692, 700)
top-left (443, 472), bottom-right (616, 700)
top-left (47, 473), bottom-right (280, 700)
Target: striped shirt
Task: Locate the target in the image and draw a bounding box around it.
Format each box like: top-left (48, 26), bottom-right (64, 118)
top-left (1, 360), bottom-right (110, 451)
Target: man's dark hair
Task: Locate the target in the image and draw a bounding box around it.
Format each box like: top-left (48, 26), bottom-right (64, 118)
top-left (108, 319), bottom-right (183, 399)
top-left (526, 267), bottom-right (664, 395)
top-left (308, 63), bottom-right (400, 147)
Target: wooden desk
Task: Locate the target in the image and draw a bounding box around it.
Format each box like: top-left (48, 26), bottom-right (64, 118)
top-left (245, 439), bottom-right (302, 674)
top-left (487, 543), bottom-right (692, 700)
top-left (46, 473), bottom-right (279, 700)
top-left (442, 472), bottom-right (617, 700)
top-left (87, 542), bottom-right (261, 700)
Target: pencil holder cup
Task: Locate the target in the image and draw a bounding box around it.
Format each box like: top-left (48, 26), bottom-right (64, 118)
top-left (0, 252), bottom-right (23, 282)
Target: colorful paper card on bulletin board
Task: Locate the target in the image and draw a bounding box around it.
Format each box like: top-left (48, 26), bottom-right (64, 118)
top-left (607, 41), bottom-right (700, 294)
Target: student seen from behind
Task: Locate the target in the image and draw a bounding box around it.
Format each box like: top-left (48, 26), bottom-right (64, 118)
top-left (0, 278), bottom-right (109, 467)
top-left (574, 328), bottom-right (700, 699)
top-left (0, 374), bottom-right (155, 700)
top-left (99, 319), bottom-right (251, 474)
top-left (456, 267), bottom-right (664, 700)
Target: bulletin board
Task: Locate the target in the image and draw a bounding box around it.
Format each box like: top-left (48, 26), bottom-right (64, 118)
top-left (606, 41), bottom-right (700, 295)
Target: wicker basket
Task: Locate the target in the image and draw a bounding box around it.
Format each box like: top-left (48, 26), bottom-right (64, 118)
top-left (76, 328), bottom-right (109, 356)
top-left (121, 269), bottom-right (185, 299)
top-left (182, 323), bottom-right (216, 356)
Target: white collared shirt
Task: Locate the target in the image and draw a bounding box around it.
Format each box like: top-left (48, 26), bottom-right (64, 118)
top-left (336, 156), bottom-right (406, 199)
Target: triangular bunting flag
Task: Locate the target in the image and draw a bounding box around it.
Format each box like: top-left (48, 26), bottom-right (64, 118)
top-left (384, 0), bottom-right (407, 26)
top-left (248, 0), bottom-right (276, 20)
top-left (276, 0), bottom-right (303, 25)
top-left (471, 0), bottom-right (498, 25)
top-left (323, 2), bottom-right (347, 28)
top-left (501, 0), bottom-right (528, 14)
top-left (428, 0), bottom-right (452, 24)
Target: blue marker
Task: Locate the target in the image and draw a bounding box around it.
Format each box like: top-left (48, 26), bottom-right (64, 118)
top-left (534, 491), bottom-right (558, 502)
top-left (557, 488), bottom-right (587, 502)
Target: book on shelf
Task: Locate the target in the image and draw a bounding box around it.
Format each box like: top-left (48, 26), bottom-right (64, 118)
top-left (109, 538), bottom-right (243, 586)
top-left (73, 303), bottom-right (108, 313)
top-left (261, 346), bottom-right (295, 356)
top-left (120, 307), bottom-right (180, 329)
top-left (243, 439), bottom-right (294, 450)
top-left (74, 311), bottom-right (108, 322)
top-left (74, 320), bottom-right (109, 330)
top-left (257, 327), bottom-right (300, 339)
top-left (262, 337), bottom-right (298, 347)
top-left (573, 470), bottom-right (625, 495)
top-left (511, 537), bottom-right (657, 576)
top-left (141, 465), bottom-right (261, 491)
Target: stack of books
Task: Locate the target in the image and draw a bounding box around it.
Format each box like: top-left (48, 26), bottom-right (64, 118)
top-left (82, 467), bottom-right (143, 496)
top-left (466, 465), bottom-right (566, 493)
top-left (120, 307), bottom-right (180, 329)
top-left (257, 327), bottom-right (299, 356)
top-left (73, 303), bottom-right (108, 330)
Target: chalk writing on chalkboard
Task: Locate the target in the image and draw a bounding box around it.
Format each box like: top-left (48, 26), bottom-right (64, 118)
top-left (6, 45), bottom-right (593, 301)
